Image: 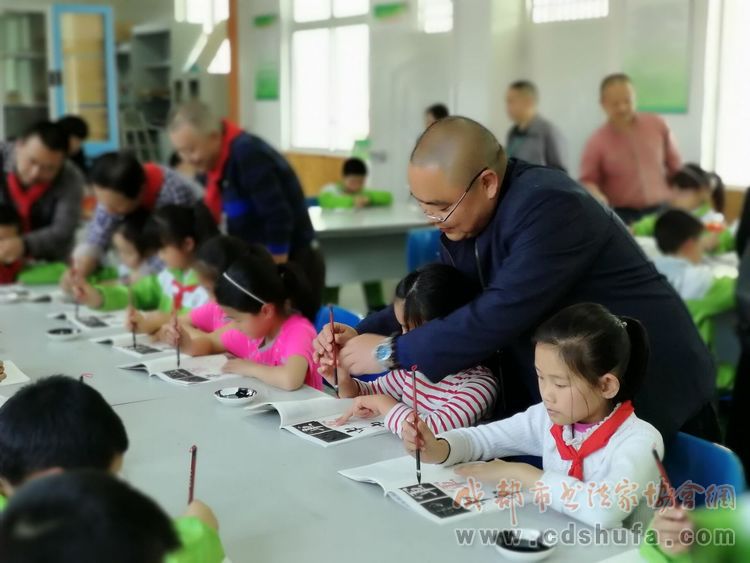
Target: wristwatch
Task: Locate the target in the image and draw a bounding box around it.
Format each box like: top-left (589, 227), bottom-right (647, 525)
top-left (373, 335), bottom-right (398, 370)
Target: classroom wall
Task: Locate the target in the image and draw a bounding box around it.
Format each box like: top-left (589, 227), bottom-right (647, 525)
top-left (236, 0), bottom-right (712, 195)
top-left (488, 0), bottom-right (711, 177)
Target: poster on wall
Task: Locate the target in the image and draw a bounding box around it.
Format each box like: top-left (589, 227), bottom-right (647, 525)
top-left (253, 14), bottom-right (280, 101)
top-left (623, 0), bottom-right (691, 114)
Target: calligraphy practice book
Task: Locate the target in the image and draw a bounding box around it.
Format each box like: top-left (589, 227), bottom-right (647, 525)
top-left (246, 396), bottom-right (389, 447)
top-left (340, 456), bottom-right (504, 524)
top-left (91, 333), bottom-right (176, 358)
top-left (118, 354), bottom-right (235, 386)
top-left (48, 310), bottom-right (126, 331)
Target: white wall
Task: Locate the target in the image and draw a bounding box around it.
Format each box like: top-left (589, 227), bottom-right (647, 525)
top-left (494, 0), bottom-right (710, 176)
top-left (236, 0), bottom-right (711, 185)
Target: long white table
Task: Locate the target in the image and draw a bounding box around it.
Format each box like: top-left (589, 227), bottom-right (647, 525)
top-left (309, 205), bottom-right (429, 287)
top-left (0, 295), bottom-right (639, 563)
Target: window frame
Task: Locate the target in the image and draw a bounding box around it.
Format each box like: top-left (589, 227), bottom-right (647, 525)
top-left (288, 2), bottom-right (370, 154)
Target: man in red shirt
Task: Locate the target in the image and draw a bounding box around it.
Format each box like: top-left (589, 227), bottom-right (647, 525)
top-left (580, 73), bottom-right (682, 224)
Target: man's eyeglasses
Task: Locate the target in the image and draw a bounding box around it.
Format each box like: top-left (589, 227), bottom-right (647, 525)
top-left (419, 167), bottom-right (488, 224)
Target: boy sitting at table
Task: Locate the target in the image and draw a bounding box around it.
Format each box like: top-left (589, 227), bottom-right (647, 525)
top-left (319, 157), bottom-right (393, 312)
top-left (653, 210), bottom-right (737, 390)
top-left (0, 376), bottom-right (225, 563)
top-left (319, 157), bottom-right (392, 210)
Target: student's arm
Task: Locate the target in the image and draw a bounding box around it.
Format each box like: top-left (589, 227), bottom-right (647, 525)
top-left (544, 125), bottom-right (568, 172)
top-left (172, 325), bottom-right (228, 356)
top-left (168, 502), bottom-right (224, 563)
top-left (225, 355), bottom-right (309, 391)
top-left (543, 430), bottom-right (664, 529)
top-left (631, 213), bottom-right (658, 237)
top-left (402, 402), bottom-right (548, 465)
top-left (374, 369), bottom-right (498, 437)
top-left (362, 189), bottom-right (393, 206)
top-left (378, 192), bottom-right (609, 381)
top-left (22, 166), bottom-right (83, 261)
top-left (318, 190), bottom-right (355, 209)
top-left (94, 274), bottom-right (163, 311)
top-left (686, 276), bottom-right (737, 322)
top-left (715, 229), bottom-right (736, 254)
top-left (73, 203), bottom-right (122, 276)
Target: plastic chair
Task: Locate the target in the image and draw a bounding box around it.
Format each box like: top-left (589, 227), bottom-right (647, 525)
top-left (406, 228), bottom-right (441, 271)
top-left (663, 432), bottom-right (746, 507)
top-left (305, 196), bottom-right (320, 208)
top-left (314, 305), bottom-right (362, 334)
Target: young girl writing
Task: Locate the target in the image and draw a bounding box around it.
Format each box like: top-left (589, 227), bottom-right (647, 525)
top-left (186, 235), bottom-right (252, 333)
top-left (162, 249), bottom-right (322, 391)
top-left (112, 207), bottom-right (161, 285)
top-left (73, 203), bottom-right (218, 334)
top-left (329, 263), bottom-right (498, 436)
top-left (403, 302), bottom-right (664, 529)
top-left (154, 235), bottom-right (251, 343)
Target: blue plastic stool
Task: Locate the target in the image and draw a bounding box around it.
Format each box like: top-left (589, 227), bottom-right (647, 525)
top-left (663, 432), bottom-right (746, 507)
top-left (406, 228), bottom-right (441, 271)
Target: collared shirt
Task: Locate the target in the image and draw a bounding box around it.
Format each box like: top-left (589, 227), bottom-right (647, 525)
top-left (579, 113), bottom-right (682, 209)
top-left (506, 114), bottom-right (568, 171)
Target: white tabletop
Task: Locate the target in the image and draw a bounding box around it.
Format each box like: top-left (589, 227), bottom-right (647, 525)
top-left (309, 204), bottom-right (429, 238)
top-left (0, 295), bottom-right (638, 563)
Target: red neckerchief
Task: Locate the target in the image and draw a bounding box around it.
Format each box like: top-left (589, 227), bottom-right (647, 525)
top-left (141, 163), bottom-right (165, 211)
top-left (172, 279), bottom-right (199, 311)
top-left (204, 120), bottom-right (243, 222)
top-left (0, 259), bottom-right (23, 284)
top-left (6, 173), bottom-right (51, 232)
top-left (550, 400), bottom-right (635, 481)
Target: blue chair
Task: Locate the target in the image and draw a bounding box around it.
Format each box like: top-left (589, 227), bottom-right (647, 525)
top-left (305, 196), bottom-right (320, 208)
top-left (314, 305), bottom-right (362, 333)
top-left (406, 228), bottom-right (441, 271)
top-left (314, 305), bottom-right (386, 385)
top-left (663, 432), bottom-right (746, 507)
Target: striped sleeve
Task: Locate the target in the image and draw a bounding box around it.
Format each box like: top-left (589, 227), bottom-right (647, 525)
top-left (353, 370), bottom-right (404, 401)
top-left (419, 367), bottom-right (498, 436)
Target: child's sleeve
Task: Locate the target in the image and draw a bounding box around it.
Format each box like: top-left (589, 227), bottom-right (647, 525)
top-left (542, 427), bottom-right (664, 529)
top-left (318, 187), bottom-right (355, 209)
top-left (716, 229), bottom-right (736, 254)
top-left (415, 368), bottom-right (498, 436)
top-left (631, 213), bottom-right (658, 237)
top-left (94, 274), bottom-right (162, 311)
top-left (167, 516), bottom-right (224, 563)
top-left (440, 403), bottom-right (549, 466)
top-left (363, 189), bottom-right (393, 206)
top-left (686, 276), bottom-right (737, 322)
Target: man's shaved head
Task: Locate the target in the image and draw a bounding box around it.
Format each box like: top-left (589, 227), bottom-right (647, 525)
top-left (411, 116), bottom-right (506, 184)
top-left (408, 116), bottom-right (507, 242)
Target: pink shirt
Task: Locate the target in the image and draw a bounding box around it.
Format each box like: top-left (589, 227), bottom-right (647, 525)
top-left (579, 113), bottom-right (682, 209)
top-left (189, 301), bottom-right (226, 333)
top-left (220, 314), bottom-right (322, 390)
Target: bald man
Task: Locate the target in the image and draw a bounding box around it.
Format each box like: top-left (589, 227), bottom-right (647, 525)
top-left (317, 116), bottom-right (717, 441)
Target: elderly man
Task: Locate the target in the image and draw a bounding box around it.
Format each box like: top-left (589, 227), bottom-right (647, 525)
top-left (0, 121), bottom-right (83, 263)
top-left (580, 73), bottom-right (682, 224)
top-left (167, 101), bottom-right (324, 304)
top-left (316, 116), bottom-right (717, 441)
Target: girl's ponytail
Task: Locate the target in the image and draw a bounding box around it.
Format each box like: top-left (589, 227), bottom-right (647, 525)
top-left (277, 262), bottom-right (318, 322)
top-left (616, 316), bottom-right (650, 402)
